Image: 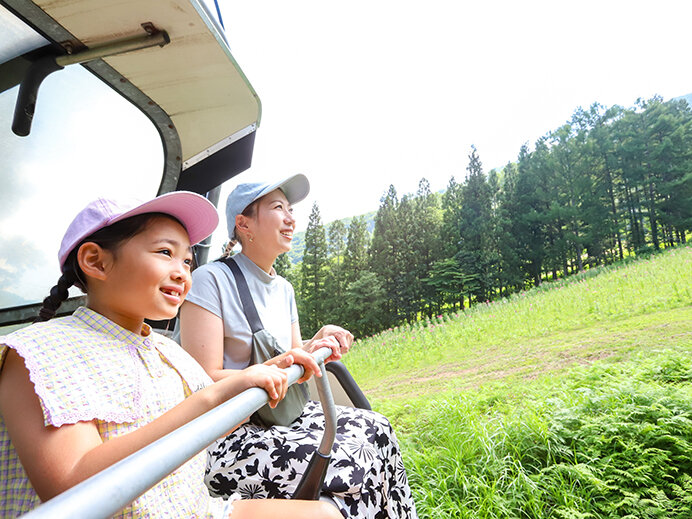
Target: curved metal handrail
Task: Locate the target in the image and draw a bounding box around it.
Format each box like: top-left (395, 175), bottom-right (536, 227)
top-left (19, 347), bottom-right (335, 518)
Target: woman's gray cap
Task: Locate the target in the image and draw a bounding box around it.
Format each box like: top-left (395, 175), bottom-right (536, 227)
top-left (225, 173), bottom-right (310, 238)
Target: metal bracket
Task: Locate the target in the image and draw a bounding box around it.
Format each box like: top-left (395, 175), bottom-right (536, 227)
top-left (12, 22), bottom-right (170, 136)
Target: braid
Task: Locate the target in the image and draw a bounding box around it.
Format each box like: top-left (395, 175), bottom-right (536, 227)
top-left (222, 240), bottom-right (237, 258)
top-left (35, 270), bottom-right (77, 323)
top-left (33, 212), bottom-right (178, 323)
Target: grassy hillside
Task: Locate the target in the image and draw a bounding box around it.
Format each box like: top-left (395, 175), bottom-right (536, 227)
top-left (342, 246), bottom-right (692, 518)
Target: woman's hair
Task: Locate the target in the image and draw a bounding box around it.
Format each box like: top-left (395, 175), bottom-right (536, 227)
top-left (35, 212), bottom-right (181, 322)
top-left (224, 200), bottom-right (259, 256)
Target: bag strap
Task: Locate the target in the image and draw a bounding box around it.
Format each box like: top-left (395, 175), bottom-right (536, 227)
top-left (219, 256), bottom-right (264, 334)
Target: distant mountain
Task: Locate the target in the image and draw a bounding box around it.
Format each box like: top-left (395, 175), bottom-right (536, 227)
top-left (287, 211), bottom-right (376, 264)
top-left (672, 93), bottom-right (692, 107)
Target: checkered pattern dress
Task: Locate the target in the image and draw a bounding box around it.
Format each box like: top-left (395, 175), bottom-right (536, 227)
top-left (0, 307), bottom-right (229, 518)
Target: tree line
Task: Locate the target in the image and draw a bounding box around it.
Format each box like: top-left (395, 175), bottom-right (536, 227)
top-left (276, 96), bottom-right (692, 339)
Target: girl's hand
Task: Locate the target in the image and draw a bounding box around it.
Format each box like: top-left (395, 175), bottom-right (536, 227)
top-left (270, 348), bottom-right (323, 384)
top-left (242, 364), bottom-right (288, 408)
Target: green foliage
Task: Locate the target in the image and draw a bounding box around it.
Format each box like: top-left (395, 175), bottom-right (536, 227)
top-left (457, 146), bottom-right (494, 303)
top-left (293, 96), bottom-right (691, 341)
top-left (299, 203), bottom-right (328, 335)
top-left (401, 354), bottom-right (692, 519)
top-left (341, 270), bottom-right (387, 337)
top-left (346, 246), bottom-right (692, 386)
top-left (273, 252), bottom-right (292, 278)
top-left (343, 216), bottom-right (370, 283)
top-left (343, 246), bottom-right (692, 518)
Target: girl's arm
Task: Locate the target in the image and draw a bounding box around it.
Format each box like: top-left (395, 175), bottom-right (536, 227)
top-left (0, 348), bottom-right (287, 501)
top-left (180, 301), bottom-right (322, 384)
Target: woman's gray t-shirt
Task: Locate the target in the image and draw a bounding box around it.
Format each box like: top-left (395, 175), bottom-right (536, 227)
top-left (183, 253), bottom-right (298, 370)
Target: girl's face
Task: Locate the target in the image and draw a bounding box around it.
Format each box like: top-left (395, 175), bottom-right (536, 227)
top-left (246, 189), bottom-right (296, 255)
top-left (94, 216), bottom-right (193, 331)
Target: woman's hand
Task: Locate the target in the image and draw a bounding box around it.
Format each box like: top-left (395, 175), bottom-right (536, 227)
top-left (242, 364), bottom-right (288, 408)
top-left (304, 325), bottom-right (354, 362)
top-left (268, 348), bottom-right (323, 384)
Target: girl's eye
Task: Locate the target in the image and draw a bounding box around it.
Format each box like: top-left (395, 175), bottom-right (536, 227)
top-left (158, 249), bottom-right (172, 257)
top-left (184, 258), bottom-right (193, 267)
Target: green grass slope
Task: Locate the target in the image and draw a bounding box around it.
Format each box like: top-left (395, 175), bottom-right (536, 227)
top-left (343, 246), bottom-right (692, 518)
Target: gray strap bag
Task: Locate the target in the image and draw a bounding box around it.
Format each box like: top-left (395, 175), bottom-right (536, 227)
top-left (220, 256), bottom-right (309, 427)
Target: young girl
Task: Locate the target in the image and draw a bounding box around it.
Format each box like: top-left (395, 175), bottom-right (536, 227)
top-left (0, 191), bottom-right (341, 518)
top-left (179, 175), bottom-right (418, 518)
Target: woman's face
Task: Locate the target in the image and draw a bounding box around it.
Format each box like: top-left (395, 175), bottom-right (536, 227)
top-left (246, 189), bottom-right (296, 255)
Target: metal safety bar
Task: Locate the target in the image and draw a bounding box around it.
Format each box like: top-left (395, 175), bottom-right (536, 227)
top-left (19, 347), bottom-right (335, 518)
top-left (292, 355), bottom-right (338, 500)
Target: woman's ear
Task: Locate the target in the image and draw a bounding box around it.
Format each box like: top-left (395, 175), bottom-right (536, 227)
top-left (77, 242), bottom-right (111, 281)
top-left (235, 214), bottom-right (252, 241)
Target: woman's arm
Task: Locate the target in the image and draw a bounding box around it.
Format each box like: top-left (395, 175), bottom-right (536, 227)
top-left (181, 301), bottom-right (322, 384)
top-left (179, 300), bottom-right (227, 381)
top-left (0, 348), bottom-right (287, 501)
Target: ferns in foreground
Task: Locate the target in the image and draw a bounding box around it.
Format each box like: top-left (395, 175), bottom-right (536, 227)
top-left (404, 351), bottom-right (692, 519)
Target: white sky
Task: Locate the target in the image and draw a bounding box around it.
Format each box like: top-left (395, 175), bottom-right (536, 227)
top-left (211, 0), bottom-right (692, 232)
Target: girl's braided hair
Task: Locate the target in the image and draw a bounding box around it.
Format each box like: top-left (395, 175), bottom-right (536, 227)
top-left (35, 212), bottom-right (180, 322)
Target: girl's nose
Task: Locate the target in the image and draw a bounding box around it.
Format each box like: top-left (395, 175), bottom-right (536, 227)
top-left (171, 262), bottom-right (190, 281)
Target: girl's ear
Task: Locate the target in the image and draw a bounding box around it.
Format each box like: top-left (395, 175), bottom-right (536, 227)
top-left (77, 242), bottom-right (111, 281)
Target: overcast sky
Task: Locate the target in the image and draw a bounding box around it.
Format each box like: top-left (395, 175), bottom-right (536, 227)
top-left (210, 0), bottom-right (692, 233)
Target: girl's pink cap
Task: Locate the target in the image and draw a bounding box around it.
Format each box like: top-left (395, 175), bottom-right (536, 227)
top-left (58, 191), bottom-right (219, 270)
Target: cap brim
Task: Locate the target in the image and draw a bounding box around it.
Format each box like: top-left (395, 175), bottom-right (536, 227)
top-left (111, 191), bottom-right (219, 245)
top-left (259, 174), bottom-right (310, 206)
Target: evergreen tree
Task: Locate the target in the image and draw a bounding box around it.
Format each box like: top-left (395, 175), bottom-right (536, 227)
top-left (342, 271), bottom-right (387, 338)
top-left (300, 203), bottom-right (328, 336)
top-left (370, 185), bottom-right (402, 327)
top-left (273, 253), bottom-right (292, 278)
top-left (511, 143), bottom-right (548, 286)
top-left (438, 176), bottom-right (465, 308)
top-left (324, 220), bottom-right (347, 323)
top-left (343, 216), bottom-right (370, 284)
top-left (457, 146), bottom-right (493, 302)
top-left (327, 220), bottom-right (347, 260)
top-left (589, 104), bottom-right (627, 262)
top-left (413, 178), bottom-right (443, 316)
top-left (396, 194), bottom-right (421, 321)
top-left (494, 162), bottom-right (523, 293)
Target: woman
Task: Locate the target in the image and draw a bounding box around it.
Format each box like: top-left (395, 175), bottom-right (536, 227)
top-left (179, 174), bottom-right (417, 518)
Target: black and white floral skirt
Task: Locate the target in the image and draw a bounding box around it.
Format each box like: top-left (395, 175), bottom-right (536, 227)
top-left (205, 400), bottom-right (418, 518)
